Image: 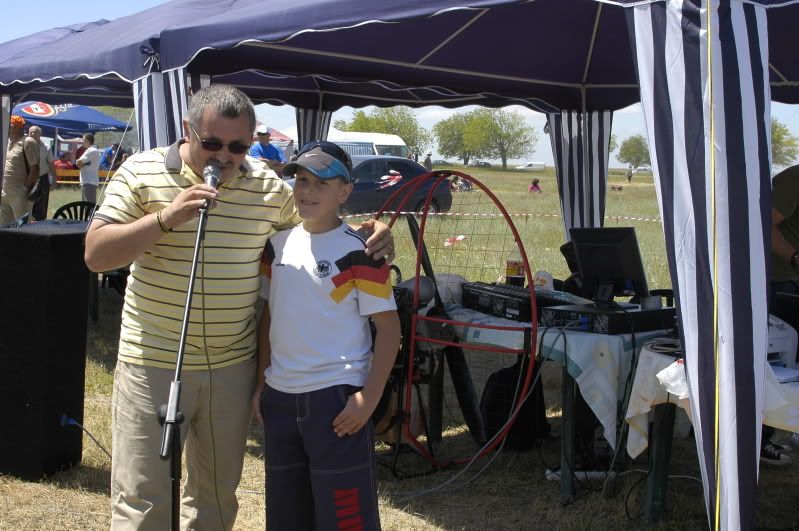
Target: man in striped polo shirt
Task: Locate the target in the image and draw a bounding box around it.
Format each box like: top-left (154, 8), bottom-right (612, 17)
top-left (84, 85), bottom-right (393, 531)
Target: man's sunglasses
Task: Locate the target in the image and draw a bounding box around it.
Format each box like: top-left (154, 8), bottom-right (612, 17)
top-left (298, 140), bottom-right (352, 173)
top-left (189, 124), bottom-right (250, 155)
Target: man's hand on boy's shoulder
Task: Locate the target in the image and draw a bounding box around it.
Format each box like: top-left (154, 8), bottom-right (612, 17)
top-left (332, 391), bottom-right (377, 437)
top-left (356, 218), bottom-right (395, 263)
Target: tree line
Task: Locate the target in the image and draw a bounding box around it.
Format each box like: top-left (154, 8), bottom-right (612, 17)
top-left (615, 117), bottom-right (799, 172)
top-left (335, 106), bottom-right (799, 173)
top-left (334, 107), bottom-right (538, 170)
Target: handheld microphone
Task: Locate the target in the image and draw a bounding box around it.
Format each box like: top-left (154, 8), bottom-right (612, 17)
top-left (202, 163), bottom-right (221, 209)
top-left (203, 163), bottom-right (221, 189)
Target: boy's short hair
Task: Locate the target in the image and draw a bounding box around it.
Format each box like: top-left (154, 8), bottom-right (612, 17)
top-left (83, 133), bottom-right (95, 144)
top-left (282, 140), bottom-right (352, 183)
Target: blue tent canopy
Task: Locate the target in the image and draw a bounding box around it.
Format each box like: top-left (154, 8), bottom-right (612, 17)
top-left (0, 20), bottom-right (128, 106)
top-left (0, 20), bottom-right (109, 64)
top-left (1, 0), bottom-right (797, 110)
top-left (160, 0), bottom-right (798, 109)
top-left (12, 101), bottom-right (129, 137)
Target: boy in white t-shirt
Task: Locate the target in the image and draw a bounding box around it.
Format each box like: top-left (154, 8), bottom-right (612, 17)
top-left (256, 141), bottom-right (400, 530)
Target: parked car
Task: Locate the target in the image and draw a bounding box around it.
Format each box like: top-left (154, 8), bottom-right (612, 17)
top-left (514, 161), bottom-right (546, 171)
top-left (285, 155), bottom-right (453, 214)
top-left (469, 160), bottom-right (492, 168)
top-left (633, 166), bottom-right (652, 174)
top-left (432, 159), bottom-right (450, 165)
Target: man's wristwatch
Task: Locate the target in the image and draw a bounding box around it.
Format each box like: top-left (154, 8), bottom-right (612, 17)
top-left (791, 250), bottom-right (799, 271)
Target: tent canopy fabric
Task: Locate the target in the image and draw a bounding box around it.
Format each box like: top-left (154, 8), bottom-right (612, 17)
top-left (12, 101), bottom-right (129, 137)
top-left (0, 19), bottom-right (129, 106)
top-left (0, 20), bottom-right (109, 65)
top-left (159, 0), bottom-right (799, 109)
top-left (0, 3), bottom-right (194, 85)
top-left (2, 0), bottom-right (797, 111)
top-left (163, 0), bottom-right (636, 112)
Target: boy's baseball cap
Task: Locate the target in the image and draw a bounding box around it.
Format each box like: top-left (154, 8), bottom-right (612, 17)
top-left (282, 140), bottom-right (353, 183)
top-left (255, 124), bottom-right (270, 135)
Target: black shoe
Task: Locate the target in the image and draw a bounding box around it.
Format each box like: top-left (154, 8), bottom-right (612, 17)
top-left (761, 442), bottom-right (792, 466)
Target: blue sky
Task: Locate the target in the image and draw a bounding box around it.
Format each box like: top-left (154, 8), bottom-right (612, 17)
top-left (4, 1), bottom-right (798, 166)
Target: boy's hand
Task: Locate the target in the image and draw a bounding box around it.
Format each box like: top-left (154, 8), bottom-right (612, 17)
top-left (332, 391), bottom-right (375, 437)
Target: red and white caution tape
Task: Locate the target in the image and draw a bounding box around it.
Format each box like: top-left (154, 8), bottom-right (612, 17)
top-left (342, 211), bottom-right (662, 223)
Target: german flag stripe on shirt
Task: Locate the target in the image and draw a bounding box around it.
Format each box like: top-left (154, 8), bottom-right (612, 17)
top-left (330, 250), bottom-right (392, 302)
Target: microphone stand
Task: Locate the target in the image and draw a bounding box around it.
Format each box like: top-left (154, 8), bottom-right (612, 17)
top-left (158, 202), bottom-right (211, 531)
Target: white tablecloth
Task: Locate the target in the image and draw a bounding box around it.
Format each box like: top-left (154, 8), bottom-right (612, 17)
top-left (446, 306), bottom-right (665, 449)
top-left (625, 342), bottom-right (799, 458)
top-left (536, 327), bottom-right (667, 449)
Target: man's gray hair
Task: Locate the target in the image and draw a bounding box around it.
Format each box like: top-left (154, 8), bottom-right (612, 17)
top-left (188, 85), bottom-right (255, 132)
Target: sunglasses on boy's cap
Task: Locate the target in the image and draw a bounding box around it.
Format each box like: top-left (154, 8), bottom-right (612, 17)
top-left (188, 123), bottom-right (250, 155)
top-left (282, 140), bottom-right (353, 182)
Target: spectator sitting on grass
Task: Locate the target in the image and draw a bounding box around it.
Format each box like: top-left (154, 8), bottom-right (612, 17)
top-left (528, 178), bottom-right (542, 193)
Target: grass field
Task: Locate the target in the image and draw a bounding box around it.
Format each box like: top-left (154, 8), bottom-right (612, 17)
top-left (1, 169), bottom-right (798, 530)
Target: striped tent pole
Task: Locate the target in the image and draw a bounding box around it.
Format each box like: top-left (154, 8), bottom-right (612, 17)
top-left (0, 94), bottom-right (10, 197)
top-left (132, 68), bottom-right (189, 151)
top-left (295, 108), bottom-right (332, 146)
top-left (188, 73), bottom-right (211, 97)
top-left (185, 73), bottom-right (212, 139)
top-left (546, 109), bottom-right (612, 238)
top-left (627, 1), bottom-right (770, 528)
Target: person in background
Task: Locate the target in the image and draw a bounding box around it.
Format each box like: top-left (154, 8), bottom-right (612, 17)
top-left (0, 115), bottom-right (39, 225)
top-left (54, 152), bottom-right (74, 170)
top-left (423, 152), bottom-right (433, 171)
top-left (249, 123), bottom-right (286, 174)
top-left (116, 150), bottom-right (129, 168)
top-left (28, 126), bottom-right (56, 220)
top-left (75, 133), bottom-right (101, 204)
top-left (100, 143), bottom-right (120, 170)
top-left (528, 178), bottom-right (542, 193)
top-left (257, 141), bottom-right (400, 530)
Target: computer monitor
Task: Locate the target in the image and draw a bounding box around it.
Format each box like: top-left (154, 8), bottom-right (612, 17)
top-left (568, 227), bottom-right (649, 304)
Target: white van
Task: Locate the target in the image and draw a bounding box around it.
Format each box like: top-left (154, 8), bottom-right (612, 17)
top-left (327, 129), bottom-right (409, 158)
top-left (515, 161), bottom-right (546, 171)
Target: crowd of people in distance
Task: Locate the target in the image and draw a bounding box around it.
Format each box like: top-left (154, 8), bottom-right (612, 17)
top-left (0, 116), bottom-right (136, 224)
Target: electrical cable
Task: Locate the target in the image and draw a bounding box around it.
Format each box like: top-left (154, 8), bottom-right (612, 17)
top-left (392, 333), bottom-right (536, 500)
top-left (539, 322), bottom-right (609, 495)
top-left (440, 324), bottom-right (567, 492)
top-left (622, 462), bottom-right (702, 521)
top-left (59, 415), bottom-right (112, 460)
top-left (624, 464), bottom-right (650, 521)
top-left (392, 321), bottom-right (580, 502)
top-left (200, 227), bottom-right (227, 531)
top-left (603, 309), bottom-right (680, 496)
top-left (600, 304), bottom-right (641, 493)
top-left (644, 338), bottom-right (682, 354)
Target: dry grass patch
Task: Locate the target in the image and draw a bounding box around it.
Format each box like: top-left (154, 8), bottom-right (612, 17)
top-left (3, 171), bottom-right (796, 530)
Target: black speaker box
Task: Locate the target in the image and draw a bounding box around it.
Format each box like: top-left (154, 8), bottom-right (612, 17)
top-left (0, 222), bottom-right (89, 480)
